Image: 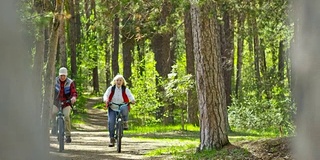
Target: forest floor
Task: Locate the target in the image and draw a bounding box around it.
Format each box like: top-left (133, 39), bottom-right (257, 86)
top-left (49, 97), bottom-right (293, 160)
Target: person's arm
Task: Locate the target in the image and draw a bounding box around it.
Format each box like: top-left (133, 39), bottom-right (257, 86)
top-left (125, 88), bottom-right (135, 104)
top-left (70, 82), bottom-right (77, 104)
top-left (103, 87), bottom-right (112, 107)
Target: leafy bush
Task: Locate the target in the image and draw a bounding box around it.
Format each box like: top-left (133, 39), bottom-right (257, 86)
top-left (228, 87), bottom-right (296, 135)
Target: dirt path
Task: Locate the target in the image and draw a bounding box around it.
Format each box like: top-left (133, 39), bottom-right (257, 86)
top-left (49, 98), bottom-right (177, 160)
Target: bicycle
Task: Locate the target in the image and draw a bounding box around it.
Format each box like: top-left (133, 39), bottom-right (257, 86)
top-left (53, 100), bottom-right (72, 152)
top-left (108, 102), bottom-right (130, 153)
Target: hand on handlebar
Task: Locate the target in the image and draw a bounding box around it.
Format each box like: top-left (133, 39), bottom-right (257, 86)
top-left (71, 97), bottom-right (76, 104)
top-left (105, 101), bottom-right (110, 109)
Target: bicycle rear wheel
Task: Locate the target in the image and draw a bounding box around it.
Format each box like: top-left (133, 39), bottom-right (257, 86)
top-left (57, 118), bottom-right (64, 152)
top-left (116, 120), bottom-right (123, 153)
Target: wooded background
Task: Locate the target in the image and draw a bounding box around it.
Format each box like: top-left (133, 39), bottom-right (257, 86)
top-left (18, 0), bottom-right (294, 152)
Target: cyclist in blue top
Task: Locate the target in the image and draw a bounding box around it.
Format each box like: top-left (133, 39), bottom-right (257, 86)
top-left (51, 67), bottom-right (77, 143)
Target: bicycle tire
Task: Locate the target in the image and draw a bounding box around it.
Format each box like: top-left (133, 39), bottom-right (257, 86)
top-left (57, 117), bottom-right (64, 152)
top-left (116, 120), bottom-right (123, 153)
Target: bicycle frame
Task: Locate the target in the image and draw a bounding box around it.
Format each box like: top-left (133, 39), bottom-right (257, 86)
top-left (56, 101), bottom-right (65, 152)
top-left (56, 100), bottom-right (72, 152)
top-left (109, 102), bottom-right (130, 153)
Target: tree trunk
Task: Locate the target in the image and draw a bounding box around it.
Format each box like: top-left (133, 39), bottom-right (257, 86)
top-left (251, 3), bottom-right (261, 98)
top-left (88, 0), bottom-right (99, 93)
top-left (220, 3), bottom-right (234, 110)
top-left (151, 0), bottom-right (174, 124)
top-left (122, 35), bottom-right (134, 86)
top-left (137, 40), bottom-right (146, 77)
top-left (59, 17), bottom-right (67, 67)
top-left (235, 13), bottom-right (245, 99)
top-left (66, 0), bottom-right (77, 79)
top-left (0, 1), bottom-right (47, 158)
top-left (112, 14), bottom-right (120, 77)
top-left (42, 0), bottom-right (65, 156)
top-left (184, 5), bottom-right (199, 126)
top-left (219, 2), bottom-right (234, 132)
top-left (122, 13), bottom-right (134, 86)
top-left (32, 0), bottom-right (49, 158)
top-left (190, 0), bottom-right (229, 150)
top-left (278, 40), bottom-right (285, 83)
top-left (292, 0), bottom-right (320, 158)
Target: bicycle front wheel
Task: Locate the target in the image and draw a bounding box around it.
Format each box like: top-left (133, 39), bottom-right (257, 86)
top-left (116, 120), bottom-right (123, 153)
top-left (57, 118), bottom-right (64, 152)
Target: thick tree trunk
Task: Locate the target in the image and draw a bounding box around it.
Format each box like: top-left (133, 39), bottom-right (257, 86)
top-left (190, 0), bottom-right (229, 150)
top-left (184, 6), bottom-right (199, 126)
top-left (0, 1), bottom-right (47, 159)
top-left (292, 0), bottom-right (320, 158)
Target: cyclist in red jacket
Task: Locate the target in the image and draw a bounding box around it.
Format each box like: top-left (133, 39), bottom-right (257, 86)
top-left (103, 74), bottom-right (135, 147)
top-left (51, 67), bottom-right (77, 143)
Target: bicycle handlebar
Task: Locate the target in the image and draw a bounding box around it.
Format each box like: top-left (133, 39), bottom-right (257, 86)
top-left (58, 99), bottom-right (74, 109)
top-left (108, 102), bottom-right (131, 106)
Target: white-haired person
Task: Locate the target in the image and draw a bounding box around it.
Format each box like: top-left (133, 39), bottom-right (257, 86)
top-left (103, 74), bottom-right (135, 147)
top-left (51, 67), bottom-right (77, 143)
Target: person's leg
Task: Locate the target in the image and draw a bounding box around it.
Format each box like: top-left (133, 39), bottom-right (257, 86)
top-left (120, 105), bottom-right (129, 130)
top-left (63, 106), bottom-right (72, 143)
top-left (51, 105), bottom-right (59, 134)
top-left (108, 107), bottom-right (116, 147)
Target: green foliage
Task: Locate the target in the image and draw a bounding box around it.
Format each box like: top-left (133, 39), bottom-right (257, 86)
top-left (165, 65), bottom-right (194, 107)
top-left (228, 86), bottom-right (296, 135)
top-left (129, 49), bottom-right (161, 125)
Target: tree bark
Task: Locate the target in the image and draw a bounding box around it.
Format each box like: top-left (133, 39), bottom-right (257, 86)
top-left (220, 3), bottom-right (234, 109)
top-left (122, 34), bottom-right (134, 86)
top-left (235, 13), bottom-right (245, 99)
top-left (190, 0), bottom-right (229, 150)
top-left (112, 14), bottom-right (120, 77)
top-left (59, 16), bottom-right (67, 67)
top-left (184, 5), bottom-right (199, 126)
top-left (122, 13), bottom-right (134, 86)
top-left (66, 0), bottom-right (77, 79)
top-left (278, 40), bottom-right (285, 83)
top-left (42, 0), bottom-right (64, 154)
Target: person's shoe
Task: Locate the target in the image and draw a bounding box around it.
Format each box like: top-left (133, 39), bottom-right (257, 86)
top-left (123, 121), bottom-right (129, 130)
top-left (66, 136), bottom-right (72, 143)
top-left (108, 138), bottom-right (115, 147)
top-left (51, 126), bottom-right (57, 135)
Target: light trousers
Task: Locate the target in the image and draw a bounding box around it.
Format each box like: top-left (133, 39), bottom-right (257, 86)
top-left (52, 105), bottom-right (72, 136)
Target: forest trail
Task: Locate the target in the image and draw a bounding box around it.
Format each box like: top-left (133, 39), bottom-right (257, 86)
top-left (49, 97), bottom-right (177, 160)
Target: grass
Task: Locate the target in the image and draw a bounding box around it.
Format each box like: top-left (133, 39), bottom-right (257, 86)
top-left (146, 144), bottom-right (198, 156)
top-left (124, 124), bottom-right (200, 141)
top-left (175, 147), bottom-right (252, 160)
top-left (122, 125), bottom-right (284, 159)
